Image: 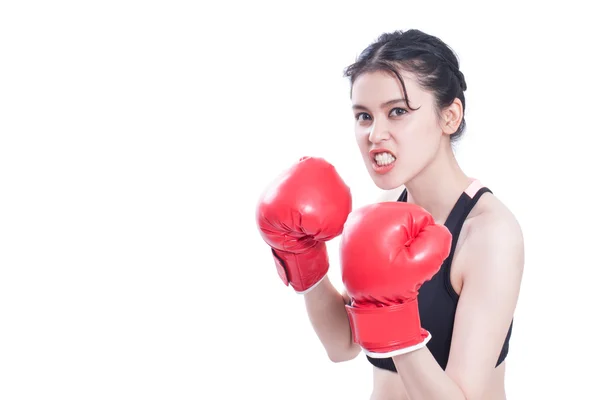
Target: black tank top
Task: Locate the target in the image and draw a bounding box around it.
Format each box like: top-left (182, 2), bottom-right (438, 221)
top-left (366, 183), bottom-right (513, 372)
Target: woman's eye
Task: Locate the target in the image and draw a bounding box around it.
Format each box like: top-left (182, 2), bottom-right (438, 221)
top-left (390, 108), bottom-right (407, 117)
top-left (355, 113), bottom-right (371, 121)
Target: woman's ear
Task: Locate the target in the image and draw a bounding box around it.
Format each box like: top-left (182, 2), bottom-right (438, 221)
top-left (441, 98), bottom-right (463, 135)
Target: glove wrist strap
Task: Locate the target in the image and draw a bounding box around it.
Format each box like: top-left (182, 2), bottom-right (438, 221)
top-left (345, 298), bottom-right (428, 357)
top-left (271, 244), bottom-right (329, 293)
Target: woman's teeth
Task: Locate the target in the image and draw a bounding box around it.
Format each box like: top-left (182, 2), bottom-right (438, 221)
top-left (374, 152), bottom-right (396, 166)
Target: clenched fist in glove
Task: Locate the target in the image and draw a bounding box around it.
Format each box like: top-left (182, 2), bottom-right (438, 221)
top-left (341, 202), bottom-right (452, 357)
top-left (256, 157), bottom-right (352, 293)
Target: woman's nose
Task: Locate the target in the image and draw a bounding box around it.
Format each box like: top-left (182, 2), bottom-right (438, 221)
top-left (368, 119), bottom-right (390, 143)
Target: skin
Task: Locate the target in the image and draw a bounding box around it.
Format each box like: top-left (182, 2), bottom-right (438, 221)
top-left (304, 69), bottom-right (524, 399)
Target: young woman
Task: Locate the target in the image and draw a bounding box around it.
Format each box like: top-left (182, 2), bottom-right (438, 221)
top-left (256, 29), bottom-right (524, 400)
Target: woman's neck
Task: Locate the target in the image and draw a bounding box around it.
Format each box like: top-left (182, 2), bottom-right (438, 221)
top-left (404, 145), bottom-right (471, 224)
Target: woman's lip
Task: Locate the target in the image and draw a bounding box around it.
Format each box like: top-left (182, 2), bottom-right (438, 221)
top-left (369, 148), bottom-right (396, 158)
top-left (371, 159), bottom-right (396, 175)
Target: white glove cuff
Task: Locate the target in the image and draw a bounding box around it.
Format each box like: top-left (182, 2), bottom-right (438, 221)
top-left (295, 274), bottom-right (327, 295)
top-left (363, 331), bottom-right (432, 359)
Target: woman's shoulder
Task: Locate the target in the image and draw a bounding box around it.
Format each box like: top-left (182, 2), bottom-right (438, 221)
top-left (466, 190), bottom-right (522, 238)
top-left (458, 190), bottom-right (524, 275)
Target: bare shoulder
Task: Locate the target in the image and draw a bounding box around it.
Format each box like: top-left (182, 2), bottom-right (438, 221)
top-left (466, 193), bottom-right (523, 243)
top-left (456, 192), bottom-right (525, 278)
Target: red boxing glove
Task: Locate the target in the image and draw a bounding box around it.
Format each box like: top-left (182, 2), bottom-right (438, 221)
top-left (256, 157), bottom-right (352, 293)
top-left (340, 202), bottom-right (451, 357)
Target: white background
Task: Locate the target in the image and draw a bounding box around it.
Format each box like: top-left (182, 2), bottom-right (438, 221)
top-left (1, 1), bottom-right (599, 399)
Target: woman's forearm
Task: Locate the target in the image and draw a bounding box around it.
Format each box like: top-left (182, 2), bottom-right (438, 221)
top-left (393, 349), bottom-right (466, 400)
top-left (303, 276), bottom-right (360, 362)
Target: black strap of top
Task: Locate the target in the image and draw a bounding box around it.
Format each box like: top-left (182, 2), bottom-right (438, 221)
top-left (397, 187), bottom-right (492, 234)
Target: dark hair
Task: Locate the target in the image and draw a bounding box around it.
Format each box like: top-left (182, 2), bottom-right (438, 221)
top-left (343, 29), bottom-right (468, 143)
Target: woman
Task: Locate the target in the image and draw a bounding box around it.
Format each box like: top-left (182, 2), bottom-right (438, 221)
top-left (256, 29), bottom-right (524, 400)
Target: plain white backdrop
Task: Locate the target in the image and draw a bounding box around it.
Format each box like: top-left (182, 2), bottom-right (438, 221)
top-left (1, 1), bottom-right (599, 399)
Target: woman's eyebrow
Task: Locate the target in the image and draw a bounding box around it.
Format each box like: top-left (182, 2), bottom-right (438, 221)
top-left (352, 98), bottom-right (407, 111)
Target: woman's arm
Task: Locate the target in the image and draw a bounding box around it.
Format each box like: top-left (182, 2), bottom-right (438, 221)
top-left (392, 210), bottom-right (524, 399)
top-left (303, 187), bottom-right (406, 363)
top-left (304, 277), bottom-right (362, 362)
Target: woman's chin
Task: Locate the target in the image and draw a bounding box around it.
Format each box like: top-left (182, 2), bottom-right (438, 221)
top-left (374, 180), bottom-right (403, 191)
top-left (369, 169), bottom-right (405, 190)
top-left (361, 158), bottom-right (405, 190)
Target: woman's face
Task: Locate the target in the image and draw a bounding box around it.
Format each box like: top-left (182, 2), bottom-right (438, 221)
top-left (351, 70), bottom-right (446, 190)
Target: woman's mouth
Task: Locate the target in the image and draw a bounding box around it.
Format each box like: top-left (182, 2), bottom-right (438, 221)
top-left (370, 150), bottom-right (396, 174)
